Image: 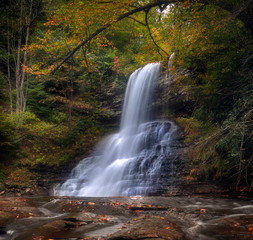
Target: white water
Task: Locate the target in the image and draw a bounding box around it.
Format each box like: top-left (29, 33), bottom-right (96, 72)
top-left (54, 63), bottom-right (177, 197)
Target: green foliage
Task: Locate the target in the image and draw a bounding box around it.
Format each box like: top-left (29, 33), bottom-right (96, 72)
top-left (27, 80), bottom-right (53, 119)
top-left (16, 112), bottom-right (69, 167)
top-left (49, 111), bottom-right (66, 123)
top-left (0, 112), bottom-right (19, 161)
top-left (0, 169), bottom-right (6, 185)
top-left (167, 1), bottom-right (253, 191)
top-left (62, 116), bottom-right (100, 147)
top-left (164, 2), bottom-right (248, 120)
top-left (2, 109), bottom-right (102, 171)
top-left (0, 71), bottom-right (6, 102)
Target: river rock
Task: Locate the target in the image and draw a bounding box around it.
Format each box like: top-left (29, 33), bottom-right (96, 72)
top-left (197, 215), bottom-right (253, 239)
top-left (0, 211), bottom-right (15, 226)
top-left (0, 197), bottom-right (41, 222)
top-left (31, 219), bottom-right (81, 239)
top-left (108, 216), bottom-right (186, 240)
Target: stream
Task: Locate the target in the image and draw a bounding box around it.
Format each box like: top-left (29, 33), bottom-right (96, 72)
top-left (0, 196), bottom-right (252, 239)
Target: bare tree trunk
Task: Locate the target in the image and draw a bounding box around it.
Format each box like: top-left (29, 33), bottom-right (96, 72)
top-left (23, 74), bottom-right (29, 112)
top-left (7, 20), bottom-right (13, 116)
top-left (15, 0), bottom-right (24, 114)
top-left (20, 0), bottom-right (33, 113)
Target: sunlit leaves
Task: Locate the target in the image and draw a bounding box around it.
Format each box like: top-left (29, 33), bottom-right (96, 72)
top-left (160, 1), bottom-right (248, 96)
top-left (28, 0), bottom-right (141, 74)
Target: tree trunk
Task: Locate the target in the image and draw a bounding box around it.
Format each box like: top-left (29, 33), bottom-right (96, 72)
top-left (7, 20), bottom-right (13, 116)
top-left (15, 0), bottom-right (24, 114)
top-left (20, 0), bottom-right (33, 113)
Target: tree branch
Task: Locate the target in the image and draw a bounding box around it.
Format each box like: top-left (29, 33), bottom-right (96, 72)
top-left (145, 8), bottom-right (169, 59)
top-left (50, 0), bottom-right (172, 74)
top-left (128, 16), bottom-right (146, 26)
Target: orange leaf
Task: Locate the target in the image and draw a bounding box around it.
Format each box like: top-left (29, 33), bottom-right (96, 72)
top-left (200, 209), bottom-right (206, 213)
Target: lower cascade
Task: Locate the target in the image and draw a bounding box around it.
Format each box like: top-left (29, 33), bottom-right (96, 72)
top-left (54, 63), bottom-right (177, 197)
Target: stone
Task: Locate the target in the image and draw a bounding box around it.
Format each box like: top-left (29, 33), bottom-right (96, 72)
top-left (108, 216), bottom-right (186, 240)
top-left (0, 211), bottom-right (15, 226)
top-left (198, 215), bottom-right (253, 239)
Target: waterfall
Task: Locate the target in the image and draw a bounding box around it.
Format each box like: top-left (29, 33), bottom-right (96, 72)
top-left (54, 63), bottom-right (177, 197)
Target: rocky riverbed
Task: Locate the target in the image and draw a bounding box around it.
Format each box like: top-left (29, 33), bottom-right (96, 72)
top-left (0, 196), bottom-right (252, 240)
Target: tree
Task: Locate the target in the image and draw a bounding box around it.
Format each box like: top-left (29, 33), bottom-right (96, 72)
top-left (26, 0), bottom-right (173, 75)
top-left (15, 0), bottom-right (34, 114)
top-left (24, 0), bottom-right (253, 76)
top-left (0, 0), bottom-right (43, 116)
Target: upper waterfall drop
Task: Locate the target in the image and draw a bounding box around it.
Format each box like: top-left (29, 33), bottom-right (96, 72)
top-left (120, 63), bottom-right (159, 131)
top-left (54, 62), bottom-right (177, 197)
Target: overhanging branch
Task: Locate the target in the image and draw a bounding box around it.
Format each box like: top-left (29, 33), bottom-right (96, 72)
top-left (145, 8), bottom-right (169, 59)
top-left (128, 16), bottom-right (146, 26)
top-left (50, 0), bottom-right (173, 74)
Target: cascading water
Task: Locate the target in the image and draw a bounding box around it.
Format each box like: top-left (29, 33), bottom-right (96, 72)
top-left (54, 63), bottom-right (177, 197)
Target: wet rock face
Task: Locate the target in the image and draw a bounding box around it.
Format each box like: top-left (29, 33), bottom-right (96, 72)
top-left (145, 59), bottom-right (193, 196)
top-left (97, 81), bottom-right (126, 125)
top-left (155, 124), bottom-right (189, 196)
top-left (154, 61), bottom-right (195, 118)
